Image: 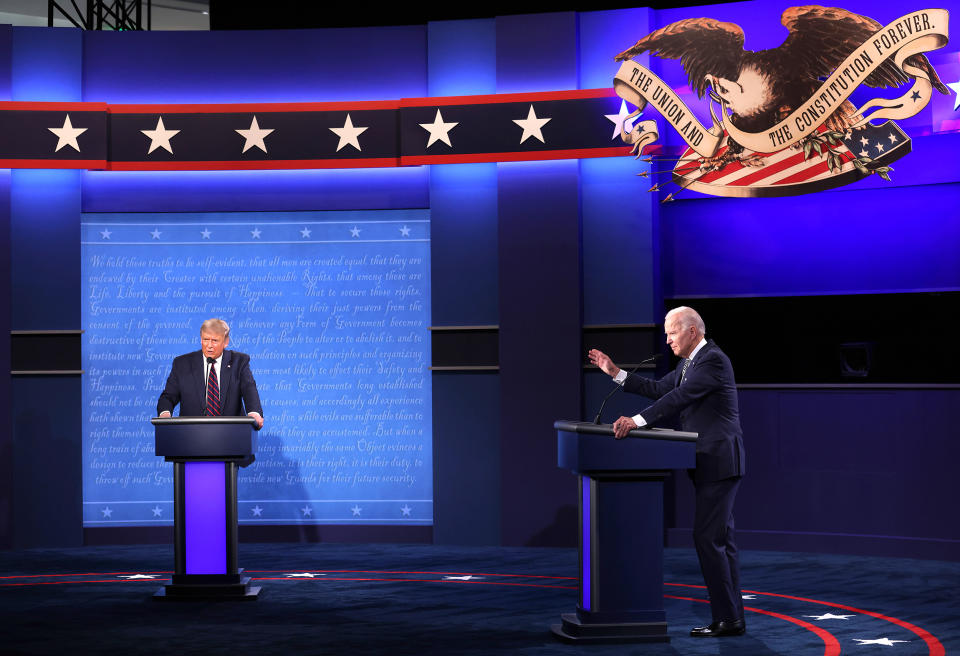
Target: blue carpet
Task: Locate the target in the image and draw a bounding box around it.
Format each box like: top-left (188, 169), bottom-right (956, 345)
top-left (0, 544), bottom-right (956, 655)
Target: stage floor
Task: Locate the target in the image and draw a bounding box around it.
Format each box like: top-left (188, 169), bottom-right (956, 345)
top-left (1, 543), bottom-right (956, 655)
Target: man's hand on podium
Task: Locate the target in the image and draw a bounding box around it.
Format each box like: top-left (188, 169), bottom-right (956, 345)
top-left (612, 415), bottom-right (638, 439)
top-left (248, 412), bottom-right (264, 429)
top-left (158, 411), bottom-right (171, 418)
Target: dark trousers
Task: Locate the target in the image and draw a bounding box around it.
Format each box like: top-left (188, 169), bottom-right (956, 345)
top-left (693, 476), bottom-right (743, 623)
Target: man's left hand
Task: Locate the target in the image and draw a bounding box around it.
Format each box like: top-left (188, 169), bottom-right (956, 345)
top-left (612, 416), bottom-right (637, 439)
top-left (248, 412), bottom-right (264, 429)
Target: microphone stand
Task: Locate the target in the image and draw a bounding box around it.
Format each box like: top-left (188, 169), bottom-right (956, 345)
top-left (592, 354), bottom-right (660, 425)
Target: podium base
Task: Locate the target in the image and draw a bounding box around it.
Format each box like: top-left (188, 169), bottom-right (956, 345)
top-left (551, 613), bottom-right (669, 643)
top-left (153, 576), bottom-right (261, 601)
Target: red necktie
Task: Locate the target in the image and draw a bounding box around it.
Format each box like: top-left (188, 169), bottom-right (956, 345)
top-left (206, 358), bottom-right (221, 416)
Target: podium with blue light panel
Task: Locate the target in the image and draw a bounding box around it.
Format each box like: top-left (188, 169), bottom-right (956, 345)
top-left (151, 416), bottom-right (260, 600)
top-left (552, 420), bottom-right (697, 643)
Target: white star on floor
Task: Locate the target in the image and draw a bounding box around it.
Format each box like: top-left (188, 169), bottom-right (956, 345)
top-left (351, 505), bottom-right (362, 516)
top-left (947, 80), bottom-right (960, 110)
top-left (251, 505), bottom-right (263, 516)
top-left (300, 505), bottom-right (313, 517)
top-left (443, 575), bottom-right (482, 580)
top-left (150, 229), bottom-right (162, 240)
top-left (236, 116), bottom-right (274, 153)
top-left (853, 638), bottom-right (909, 646)
top-left (399, 225), bottom-right (411, 237)
top-left (100, 229), bottom-right (112, 240)
top-left (513, 104), bottom-right (551, 144)
top-left (250, 228), bottom-right (262, 239)
top-left (419, 109), bottom-right (458, 148)
top-left (201, 228), bottom-right (212, 239)
top-left (400, 504), bottom-right (412, 516)
top-left (101, 507), bottom-right (113, 518)
top-left (141, 117), bottom-right (180, 154)
top-left (330, 113), bottom-right (368, 152)
top-left (151, 506), bottom-right (163, 517)
top-left (604, 100), bottom-right (638, 140)
top-left (349, 226), bottom-right (361, 238)
top-left (117, 574), bottom-right (159, 580)
top-left (48, 114), bottom-right (87, 152)
top-left (741, 594), bottom-right (757, 600)
top-left (285, 572), bottom-right (324, 578)
top-left (805, 613), bottom-right (854, 620)
top-left (300, 227), bottom-right (312, 238)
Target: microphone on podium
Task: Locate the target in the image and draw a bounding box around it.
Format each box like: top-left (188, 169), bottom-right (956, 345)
top-left (592, 354), bottom-right (661, 425)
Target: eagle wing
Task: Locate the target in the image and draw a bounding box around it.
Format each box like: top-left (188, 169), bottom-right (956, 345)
top-left (615, 18), bottom-right (745, 98)
top-left (776, 6), bottom-right (948, 93)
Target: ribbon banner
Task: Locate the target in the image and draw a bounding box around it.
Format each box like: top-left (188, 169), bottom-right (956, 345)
top-left (614, 9), bottom-right (949, 158)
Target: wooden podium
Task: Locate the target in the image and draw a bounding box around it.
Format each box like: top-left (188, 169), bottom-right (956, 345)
top-left (551, 420), bottom-right (696, 643)
top-left (151, 416), bottom-right (260, 601)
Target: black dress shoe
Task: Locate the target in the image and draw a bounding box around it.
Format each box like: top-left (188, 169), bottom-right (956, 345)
top-left (690, 618), bottom-right (746, 637)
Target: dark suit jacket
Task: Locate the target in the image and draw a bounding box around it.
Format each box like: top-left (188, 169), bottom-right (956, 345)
top-left (157, 349), bottom-right (263, 418)
top-left (623, 340), bottom-right (744, 483)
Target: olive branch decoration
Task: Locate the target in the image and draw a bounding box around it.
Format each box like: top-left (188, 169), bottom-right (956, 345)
top-left (801, 130), bottom-right (893, 182)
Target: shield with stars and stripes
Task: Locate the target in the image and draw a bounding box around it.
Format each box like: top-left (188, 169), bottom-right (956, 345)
top-left (672, 121), bottom-right (909, 198)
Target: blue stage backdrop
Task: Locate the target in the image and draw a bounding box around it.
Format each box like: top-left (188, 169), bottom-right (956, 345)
top-left (80, 210), bottom-right (432, 527)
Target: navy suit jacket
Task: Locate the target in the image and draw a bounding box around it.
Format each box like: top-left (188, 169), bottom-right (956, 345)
top-left (623, 340), bottom-right (744, 483)
top-left (157, 349), bottom-right (263, 418)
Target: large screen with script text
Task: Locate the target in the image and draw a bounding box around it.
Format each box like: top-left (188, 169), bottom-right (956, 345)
top-left (81, 210), bottom-right (432, 527)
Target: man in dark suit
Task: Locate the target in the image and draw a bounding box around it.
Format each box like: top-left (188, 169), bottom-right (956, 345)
top-left (157, 318), bottom-right (264, 429)
top-left (588, 306), bottom-right (745, 637)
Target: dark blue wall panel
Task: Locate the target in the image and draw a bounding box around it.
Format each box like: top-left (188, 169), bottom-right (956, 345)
top-left (497, 159), bottom-right (582, 547)
top-left (432, 372), bottom-right (500, 545)
top-left (661, 183), bottom-right (960, 298)
top-left (0, 24), bottom-right (13, 548)
top-left (81, 168), bottom-right (429, 213)
top-left (83, 27), bottom-right (427, 102)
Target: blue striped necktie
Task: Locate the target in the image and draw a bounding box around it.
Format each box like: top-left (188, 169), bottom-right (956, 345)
top-left (205, 357), bottom-right (221, 416)
top-left (680, 358), bottom-right (691, 384)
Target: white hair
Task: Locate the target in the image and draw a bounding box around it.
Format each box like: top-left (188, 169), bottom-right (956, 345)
top-left (665, 306), bottom-right (705, 336)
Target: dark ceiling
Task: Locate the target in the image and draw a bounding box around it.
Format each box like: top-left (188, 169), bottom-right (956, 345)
top-left (208, 0), bottom-right (739, 29)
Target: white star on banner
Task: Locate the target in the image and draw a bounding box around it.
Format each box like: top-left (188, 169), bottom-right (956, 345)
top-left (860, 135), bottom-right (870, 146)
top-left (250, 228), bottom-right (262, 239)
top-left (330, 113), bottom-right (368, 152)
top-left (285, 572), bottom-right (323, 578)
top-left (420, 109), bottom-right (458, 148)
top-left (201, 228), bottom-right (212, 239)
top-left (400, 504), bottom-right (412, 516)
top-left (859, 149), bottom-right (869, 157)
top-left (48, 114), bottom-right (87, 152)
top-left (350, 226), bottom-right (361, 238)
top-left (300, 506), bottom-right (313, 517)
top-left (513, 104), bottom-right (551, 144)
top-left (399, 225), bottom-right (411, 237)
top-left (805, 613), bottom-right (855, 620)
top-left (350, 505), bottom-right (362, 516)
top-left (300, 227), bottom-right (312, 238)
top-left (251, 505), bottom-right (263, 516)
top-left (604, 100), bottom-right (638, 140)
top-left (947, 80), bottom-right (960, 110)
top-left (150, 229), bottom-right (162, 240)
top-left (853, 638), bottom-right (909, 646)
top-left (888, 132), bottom-right (898, 144)
top-left (101, 507), bottom-right (113, 518)
top-left (100, 229), bottom-right (112, 240)
top-left (443, 575), bottom-right (481, 580)
top-left (876, 142), bottom-right (885, 153)
top-left (118, 574), bottom-right (159, 579)
top-left (151, 506), bottom-right (163, 517)
top-left (236, 116), bottom-right (274, 153)
top-left (141, 117), bottom-right (180, 154)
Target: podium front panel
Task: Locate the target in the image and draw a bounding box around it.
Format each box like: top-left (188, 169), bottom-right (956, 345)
top-left (184, 462), bottom-right (227, 575)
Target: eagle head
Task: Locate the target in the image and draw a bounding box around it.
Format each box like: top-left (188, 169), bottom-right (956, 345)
top-left (706, 65), bottom-right (774, 124)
